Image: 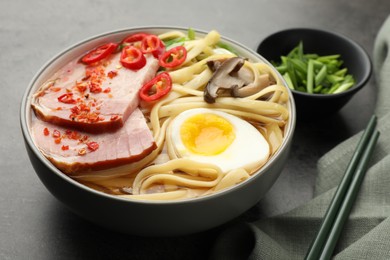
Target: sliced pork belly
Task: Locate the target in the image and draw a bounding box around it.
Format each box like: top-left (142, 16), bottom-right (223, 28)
top-left (32, 53), bottom-right (159, 133)
top-left (31, 108), bottom-right (157, 175)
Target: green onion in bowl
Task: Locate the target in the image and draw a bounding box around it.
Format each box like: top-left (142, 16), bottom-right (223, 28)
top-left (273, 42), bottom-right (355, 94)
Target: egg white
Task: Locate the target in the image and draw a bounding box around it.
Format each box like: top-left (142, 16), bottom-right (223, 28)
top-left (169, 108), bottom-right (270, 173)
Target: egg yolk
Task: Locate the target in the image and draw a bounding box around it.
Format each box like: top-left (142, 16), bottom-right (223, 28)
top-left (180, 113), bottom-right (235, 156)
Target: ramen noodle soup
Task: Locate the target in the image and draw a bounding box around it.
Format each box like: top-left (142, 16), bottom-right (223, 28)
top-left (30, 29), bottom-right (290, 201)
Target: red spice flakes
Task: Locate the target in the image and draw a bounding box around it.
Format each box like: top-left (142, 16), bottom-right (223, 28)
top-left (87, 141), bottom-right (99, 152)
top-left (70, 105), bottom-right (80, 114)
top-left (69, 101), bottom-right (102, 124)
top-left (52, 133), bottom-right (62, 143)
top-left (66, 65), bottom-right (108, 123)
top-left (43, 127), bottom-right (50, 136)
top-left (107, 70), bottom-right (118, 79)
top-left (89, 81), bottom-right (102, 93)
top-left (75, 82), bottom-right (88, 93)
top-left (77, 113), bottom-right (101, 123)
top-left (78, 148), bottom-right (87, 156)
top-left (64, 129), bottom-right (82, 140)
top-left (37, 91), bottom-right (46, 97)
top-left (69, 132), bottom-right (81, 141)
top-left (85, 66), bottom-right (105, 93)
top-left (49, 87), bottom-right (61, 92)
top-left (79, 135), bottom-right (89, 143)
top-left (61, 145), bottom-right (69, 151)
top-left (52, 129), bottom-right (61, 138)
top-left (81, 74), bottom-right (91, 81)
top-left (79, 103), bottom-right (91, 112)
top-left (110, 115), bottom-right (119, 121)
top-left (58, 93), bottom-right (76, 104)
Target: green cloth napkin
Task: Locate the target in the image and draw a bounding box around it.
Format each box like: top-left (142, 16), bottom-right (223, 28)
top-left (210, 16), bottom-right (390, 260)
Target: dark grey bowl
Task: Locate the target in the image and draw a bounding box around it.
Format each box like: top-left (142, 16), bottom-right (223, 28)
top-left (20, 27), bottom-right (295, 237)
top-left (257, 28), bottom-right (372, 121)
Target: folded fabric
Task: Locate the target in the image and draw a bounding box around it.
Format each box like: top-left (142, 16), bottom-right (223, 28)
top-left (210, 16), bottom-right (390, 260)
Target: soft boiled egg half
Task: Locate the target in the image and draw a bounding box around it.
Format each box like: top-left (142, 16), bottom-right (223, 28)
top-left (168, 108), bottom-right (270, 173)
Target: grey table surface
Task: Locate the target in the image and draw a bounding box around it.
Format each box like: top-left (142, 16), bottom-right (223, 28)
top-left (1, 0), bottom-right (389, 259)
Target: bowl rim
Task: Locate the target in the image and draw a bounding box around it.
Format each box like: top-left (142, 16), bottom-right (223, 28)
top-left (20, 26), bottom-right (296, 205)
top-left (257, 27), bottom-right (372, 99)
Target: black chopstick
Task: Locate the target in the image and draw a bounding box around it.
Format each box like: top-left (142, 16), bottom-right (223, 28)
top-left (305, 115), bottom-right (379, 260)
top-left (318, 130), bottom-right (379, 259)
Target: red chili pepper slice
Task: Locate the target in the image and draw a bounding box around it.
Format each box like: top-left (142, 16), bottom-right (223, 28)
top-left (141, 35), bottom-right (165, 58)
top-left (87, 141), bottom-right (99, 151)
top-left (120, 46), bottom-right (146, 70)
top-left (81, 42), bottom-right (118, 64)
top-left (139, 72), bottom-right (172, 102)
top-left (58, 93), bottom-right (76, 104)
top-left (121, 33), bottom-right (150, 48)
top-left (159, 46), bottom-right (187, 68)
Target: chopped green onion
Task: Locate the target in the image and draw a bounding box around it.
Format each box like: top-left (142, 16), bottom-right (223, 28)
top-left (315, 65), bottom-right (327, 85)
top-left (163, 28), bottom-right (196, 50)
top-left (275, 65), bottom-right (287, 74)
top-left (163, 37), bottom-right (186, 49)
top-left (305, 54), bottom-right (319, 59)
top-left (286, 59), bottom-right (298, 89)
top-left (317, 54), bottom-right (341, 62)
top-left (334, 68), bottom-right (347, 77)
top-left (327, 74), bottom-right (344, 84)
top-left (283, 72), bottom-right (295, 90)
top-left (333, 82), bottom-right (354, 94)
top-left (314, 85), bottom-right (323, 93)
top-left (312, 59), bottom-right (324, 70)
top-left (297, 41), bottom-right (304, 60)
top-left (215, 42), bottom-right (239, 55)
top-left (291, 58), bottom-right (308, 74)
top-left (328, 83), bottom-right (341, 94)
top-left (188, 28), bottom-right (196, 40)
top-left (306, 59), bottom-right (314, 94)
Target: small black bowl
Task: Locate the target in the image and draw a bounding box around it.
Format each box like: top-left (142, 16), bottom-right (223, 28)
top-left (257, 28), bottom-right (372, 121)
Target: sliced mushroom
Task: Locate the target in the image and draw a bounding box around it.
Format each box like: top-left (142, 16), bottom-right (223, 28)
top-left (204, 57), bottom-right (247, 103)
top-left (231, 73), bottom-right (271, 98)
top-left (206, 60), bottom-right (224, 72)
top-left (204, 57), bottom-right (272, 103)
